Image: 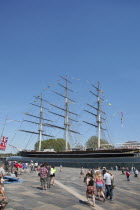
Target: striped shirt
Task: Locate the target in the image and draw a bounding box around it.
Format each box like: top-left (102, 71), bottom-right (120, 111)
top-left (39, 167), bottom-right (48, 178)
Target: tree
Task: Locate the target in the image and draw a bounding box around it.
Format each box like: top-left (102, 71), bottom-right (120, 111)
top-left (74, 143), bottom-right (84, 149)
top-left (85, 136), bottom-right (110, 149)
top-left (34, 138), bottom-right (70, 152)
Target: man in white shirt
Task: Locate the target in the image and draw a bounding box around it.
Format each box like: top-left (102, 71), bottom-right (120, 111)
top-left (103, 170), bottom-right (113, 200)
top-left (134, 169), bottom-right (139, 177)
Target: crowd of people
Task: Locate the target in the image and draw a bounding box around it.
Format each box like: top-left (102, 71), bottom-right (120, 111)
top-left (38, 163), bottom-right (56, 190)
top-left (6, 161), bottom-right (57, 190)
top-left (0, 161), bottom-right (139, 209)
top-left (0, 161), bottom-right (58, 209)
top-left (80, 166), bottom-right (133, 207)
top-left (120, 166), bottom-right (139, 181)
top-left (80, 165), bottom-right (139, 207)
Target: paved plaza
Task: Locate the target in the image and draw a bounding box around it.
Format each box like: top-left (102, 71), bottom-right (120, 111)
top-left (4, 167), bottom-right (140, 210)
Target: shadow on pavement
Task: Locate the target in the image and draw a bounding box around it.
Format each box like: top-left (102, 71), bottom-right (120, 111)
top-left (79, 199), bottom-right (89, 206)
top-left (31, 186), bottom-right (43, 190)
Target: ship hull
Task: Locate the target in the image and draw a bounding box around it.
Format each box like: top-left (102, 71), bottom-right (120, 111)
top-left (7, 155), bottom-right (140, 170)
top-left (7, 149), bottom-right (140, 170)
top-left (18, 148), bottom-right (139, 158)
top-left (19, 152), bottom-right (135, 158)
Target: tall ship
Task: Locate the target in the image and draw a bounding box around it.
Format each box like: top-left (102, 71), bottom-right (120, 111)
top-left (7, 76), bottom-right (140, 169)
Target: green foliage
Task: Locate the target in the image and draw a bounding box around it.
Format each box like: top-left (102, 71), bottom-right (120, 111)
top-left (34, 138), bottom-right (70, 152)
top-left (74, 143), bottom-right (84, 149)
top-left (85, 136), bottom-right (110, 149)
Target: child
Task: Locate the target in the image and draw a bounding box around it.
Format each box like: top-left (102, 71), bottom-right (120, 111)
top-left (126, 170), bottom-right (130, 181)
top-left (80, 167), bottom-right (84, 178)
top-left (60, 165), bottom-right (63, 172)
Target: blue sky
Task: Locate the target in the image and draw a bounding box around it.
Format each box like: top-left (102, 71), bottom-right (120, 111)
top-left (0, 0), bottom-right (140, 153)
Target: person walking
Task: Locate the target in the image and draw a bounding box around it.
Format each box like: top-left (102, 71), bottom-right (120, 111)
top-left (80, 167), bottom-right (84, 178)
top-left (30, 162), bottom-right (34, 173)
top-left (121, 167), bottom-right (125, 175)
top-left (46, 165), bottom-right (51, 188)
top-left (14, 168), bottom-right (19, 179)
top-left (60, 165), bottom-right (63, 172)
top-left (50, 166), bottom-right (56, 185)
top-left (38, 164), bottom-right (48, 190)
top-left (103, 170), bottom-right (113, 200)
top-left (134, 169), bottom-right (139, 177)
top-left (18, 163), bottom-right (22, 175)
top-left (86, 175), bottom-right (95, 207)
top-left (126, 170), bottom-right (130, 181)
top-left (34, 162), bottom-right (38, 172)
top-left (95, 172), bottom-right (105, 201)
top-left (109, 172), bottom-right (115, 199)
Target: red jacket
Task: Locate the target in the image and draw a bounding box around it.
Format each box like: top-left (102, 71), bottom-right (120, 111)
top-left (126, 171), bottom-right (130, 176)
top-left (18, 164), bottom-right (22, 168)
top-left (14, 163), bottom-right (19, 168)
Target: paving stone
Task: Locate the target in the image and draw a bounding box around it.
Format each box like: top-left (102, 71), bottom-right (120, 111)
top-left (32, 204), bottom-right (62, 210)
top-left (20, 192), bottom-right (41, 198)
top-left (7, 202), bottom-right (24, 208)
top-left (73, 205), bottom-right (92, 210)
top-left (4, 168), bottom-right (140, 210)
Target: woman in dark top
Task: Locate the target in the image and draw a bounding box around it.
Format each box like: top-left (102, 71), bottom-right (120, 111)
top-left (86, 176), bottom-right (95, 207)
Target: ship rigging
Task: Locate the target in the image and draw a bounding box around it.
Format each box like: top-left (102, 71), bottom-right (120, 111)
top-left (83, 81), bottom-right (106, 149)
top-left (18, 75), bottom-right (80, 152)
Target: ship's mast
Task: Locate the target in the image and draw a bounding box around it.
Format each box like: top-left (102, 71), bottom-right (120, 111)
top-left (19, 96), bottom-right (55, 150)
top-left (49, 75), bottom-right (80, 151)
top-left (19, 75), bottom-right (80, 152)
top-left (38, 94), bottom-right (43, 151)
top-left (65, 75), bottom-right (69, 151)
top-left (83, 81), bottom-right (106, 149)
top-left (97, 82), bottom-right (101, 149)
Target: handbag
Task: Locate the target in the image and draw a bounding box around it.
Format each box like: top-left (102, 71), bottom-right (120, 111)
top-left (110, 184), bottom-right (115, 189)
top-left (38, 173), bottom-right (40, 177)
top-left (87, 185), bottom-right (95, 194)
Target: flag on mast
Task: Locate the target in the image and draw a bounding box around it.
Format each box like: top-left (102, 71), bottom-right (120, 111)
top-left (0, 136), bottom-right (8, 150)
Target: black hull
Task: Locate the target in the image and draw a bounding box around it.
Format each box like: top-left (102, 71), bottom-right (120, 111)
top-left (7, 155), bottom-right (140, 170)
top-left (18, 148), bottom-right (139, 158)
top-left (19, 152), bottom-right (136, 158)
top-left (7, 149), bottom-right (140, 170)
